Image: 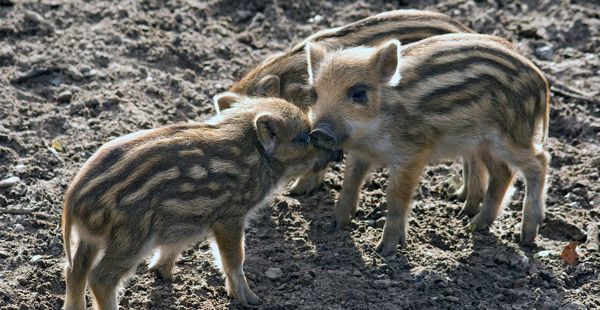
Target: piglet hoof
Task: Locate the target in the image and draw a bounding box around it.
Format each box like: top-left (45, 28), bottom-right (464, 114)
top-left (149, 265), bottom-right (173, 281)
top-left (289, 173), bottom-right (324, 196)
top-left (229, 286), bottom-right (260, 308)
top-left (520, 224), bottom-right (540, 246)
top-left (463, 223), bottom-right (477, 232)
top-left (449, 184), bottom-right (467, 202)
top-left (374, 241), bottom-right (396, 257)
top-left (374, 236), bottom-right (404, 256)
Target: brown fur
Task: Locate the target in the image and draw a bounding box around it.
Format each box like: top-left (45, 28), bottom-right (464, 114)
top-left (307, 33), bottom-right (550, 256)
top-left (224, 10), bottom-right (483, 204)
top-left (62, 95), bottom-right (340, 309)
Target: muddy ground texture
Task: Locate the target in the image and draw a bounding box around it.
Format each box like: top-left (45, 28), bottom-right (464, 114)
top-left (1, 0), bottom-right (600, 309)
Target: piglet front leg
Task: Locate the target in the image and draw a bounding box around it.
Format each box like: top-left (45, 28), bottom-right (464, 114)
top-left (212, 221), bottom-right (260, 307)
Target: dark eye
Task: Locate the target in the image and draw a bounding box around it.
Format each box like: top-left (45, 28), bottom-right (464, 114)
top-left (309, 88), bottom-right (318, 103)
top-left (347, 84), bottom-right (369, 104)
top-left (293, 132), bottom-right (311, 145)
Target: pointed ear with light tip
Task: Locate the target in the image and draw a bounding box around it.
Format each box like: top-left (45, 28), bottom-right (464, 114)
top-left (374, 39), bottom-right (402, 86)
top-left (213, 92), bottom-right (242, 115)
top-left (254, 113), bottom-right (284, 155)
top-left (305, 42), bottom-right (327, 85)
top-left (257, 75), bottom-right (281, 97)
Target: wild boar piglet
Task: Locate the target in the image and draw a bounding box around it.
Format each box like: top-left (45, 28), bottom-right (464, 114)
top-left (306, 33), bottom-right (549, 255)
top-left (62, 93), bottom-right (342, 309)
top-left (218, 10), bottom-right (482, 203)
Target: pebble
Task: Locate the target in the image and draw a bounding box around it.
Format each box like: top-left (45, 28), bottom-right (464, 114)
top-left (79, 64), bottom-right (91, 73)
top-left (591, 195), bottom-right (600, 206)
top-left (365, 219), bottom-right (375, 227)
top-left (535, 46), bottom-right (553, 61)
top-left (521, 256), bottom-right (530, 269)
top-left (560, 302), bottom-right (587, 310)
top-left (0, 195), bottom-right (7, 207)
top-left (265, 267), bottom-right (283, 280)
top-left (30, 255), bottom-right (42, 263)
top-left (67, 66), bottom-right (83, 80)
top-left (14, 164), bottom-right (26, 173)
top-left (14, 224), bottom-right (24, 231)
top-left (56, 90), bottom-right (73, 103)
top-left (0, 176), bottom-right (20, 188)
top-left (308, 15), bottom-right (322, 23)
top-left (372, 279), bottom-right (391, 289)
top-left (445, 296), bottom-right (459, 302)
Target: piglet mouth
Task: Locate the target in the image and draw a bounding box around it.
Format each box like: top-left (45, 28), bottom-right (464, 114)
top-left (331, 150), bottom-right (344, 162)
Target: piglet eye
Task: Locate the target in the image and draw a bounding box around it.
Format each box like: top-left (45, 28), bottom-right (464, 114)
top-left (294, 132), bottom-right (311, 145)
top-left (347, 84), bottom-right (369, 104)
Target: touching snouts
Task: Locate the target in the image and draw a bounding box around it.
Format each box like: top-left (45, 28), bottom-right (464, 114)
top-left (310, 123), bottom-right (338, 149)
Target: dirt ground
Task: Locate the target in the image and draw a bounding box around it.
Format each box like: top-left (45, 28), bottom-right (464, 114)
top-left (1, 0), bottom-right (599, 309)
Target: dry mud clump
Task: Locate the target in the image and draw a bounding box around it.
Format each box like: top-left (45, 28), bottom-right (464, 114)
top-left (1, 0), bottom-right (599, 309)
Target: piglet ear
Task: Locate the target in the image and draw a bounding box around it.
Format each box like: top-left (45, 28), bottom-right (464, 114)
top-left (254, 113), bottom-right (283, 155)
top-left (257, 74), bottom-right (281, 97)
top-left (305, 42), bottom-right (327, 86)
top-left (213, 92), bottom-right (242, 115)
top-left (374, 39), bottom-right (402, 86)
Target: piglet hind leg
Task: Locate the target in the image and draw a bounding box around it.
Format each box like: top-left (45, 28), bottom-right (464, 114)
top-left (88, 236), bottom-right (147, 310)
top-left (458, 154), bottom-right (488, 218)
top-left (468, 150), bottom-right (515, 232)
top-left (375, 153), bottom-right (430, 256)
top-left (64, 240), bottom-right (100, 310)
top-left (289, 168), bottom-right (327, 195)
top-left (212, 221), bottom-right (260, 307)
top-left (332, 155), bottom-right (372, 229)
top-left (149, 243), bottom-right (188, 281)
top-left (508, 147), bottom-right (549, 244)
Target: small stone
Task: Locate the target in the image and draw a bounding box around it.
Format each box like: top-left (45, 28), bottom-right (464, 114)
top-left (591, 195), bottom-right (600, 206)
top-left (236, 10), bottom-right (252, 20)
top-left (293, 254), bottom-right (302, 260)
top-left (30, 255), bottom-right (42, 262)
top-left (365, 219), bottom-right (375, 227)
top-left (0, 176), bottom-right (20, 188)
top-left (372, 279), bottom-right (391, 289)
top-left (14, 224), bottom-right (24, 231)
top-left (79, 64), bottom-right (91, 73)
top-left (535, 46), bottom-right (553, 61)
top-left (308, 15), bottom-right (322, 23)
top-left (521, 257), bottom-right (530, 269)
top-left (56, 90), bottom-right (73, 103)
top-left (0, 195), bottom-right (7, 207)
top-left (14, 164), bottom-right (26, 173)
top-left (560, 302), bottom-right (587, 310)
top-left (565, 192), bottom-right (574, 201)
top-left (352, 270), bottom-right (362, 277)
top-left (445, 296), bottom-right (459, 302)
top-left (67, 66), bottom-right (83, 81)
top-left (85, 69), bottom-right (98, 77)
top-left (236, 32), bottom-right (253, 44)
top-left (265, 267), bottom-right (283, 280)
top-left (375, 218), bottom-right (386, 228)
top-left (173, 97), bottom-right (186, 108)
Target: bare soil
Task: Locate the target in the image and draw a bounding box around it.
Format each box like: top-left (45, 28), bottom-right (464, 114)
top-left (1, 0), bottom-right (599, 309)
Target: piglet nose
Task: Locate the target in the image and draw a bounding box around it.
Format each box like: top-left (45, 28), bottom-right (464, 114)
top-left (310, 127), bottom-right (337, 149)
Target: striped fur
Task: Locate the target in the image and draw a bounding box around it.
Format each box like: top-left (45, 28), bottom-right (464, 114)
top-left (225, 9), bottom-right (483, 201)
top-left (228, 10), bottom-right (473, 112)
top-left (62, 95), bottom-right (340, 309)
top-left (307, 34), bottom-right (550, 256)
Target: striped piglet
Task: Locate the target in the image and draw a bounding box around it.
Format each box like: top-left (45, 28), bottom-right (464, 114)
top-left (307, 34), bottom-right (550, 255)
top-left (62, 94), bottom-right (342, 309)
